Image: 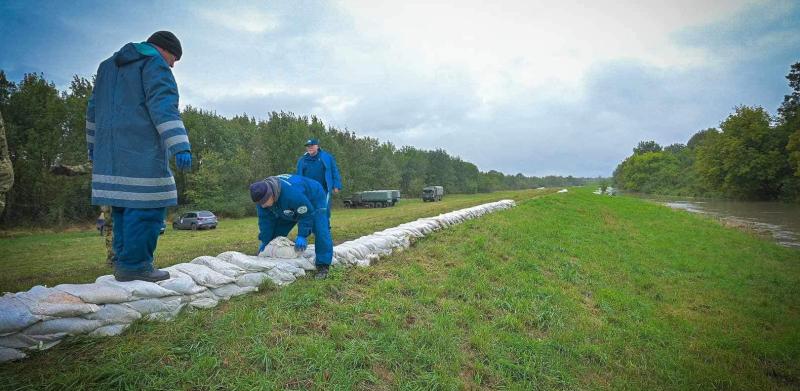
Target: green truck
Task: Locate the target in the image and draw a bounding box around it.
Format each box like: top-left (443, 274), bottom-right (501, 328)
top-left (343, 190), bottom-right (399, 208)
top-left (422, 185), bottom-right (444, 202)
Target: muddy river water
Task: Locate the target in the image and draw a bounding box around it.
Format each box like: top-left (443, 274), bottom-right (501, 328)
top-left (632, 194), bottom-right (800, 249)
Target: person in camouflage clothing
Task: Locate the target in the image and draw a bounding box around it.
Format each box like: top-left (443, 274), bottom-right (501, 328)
top-left (0, 113), bottom-right (14, 215)
top-left (49, 161), bottom-right (116, 266)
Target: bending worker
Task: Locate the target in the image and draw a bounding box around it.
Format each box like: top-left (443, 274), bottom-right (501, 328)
top-left (250, 174), bottom-right (333, 279)
top-left (88, 31), bottom-right (192, 282)
top-left (296, 138), bottom-right (341, 226)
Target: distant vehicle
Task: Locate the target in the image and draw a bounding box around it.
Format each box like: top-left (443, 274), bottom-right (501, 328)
top-left (343, 190), bottom-right (396, 208)
top-left (422, 186), bottom-right (444, 202)
top-left (173, 211), bottom-right (218, 230)
top-left (376, 189), bottom-right (401, 205)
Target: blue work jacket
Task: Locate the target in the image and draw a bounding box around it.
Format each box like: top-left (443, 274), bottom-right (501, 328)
top-left (296, 149), bottom-right (342, 193)
top-left (256, 174), bottom-right (327, 241)
top-left (87, 42), bottom-right (191, 208)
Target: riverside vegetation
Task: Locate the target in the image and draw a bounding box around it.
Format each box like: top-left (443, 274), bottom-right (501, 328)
top-left (0, 187), bottom-right (797, 390)
top-left (613, 62), bottom-right (800, 201)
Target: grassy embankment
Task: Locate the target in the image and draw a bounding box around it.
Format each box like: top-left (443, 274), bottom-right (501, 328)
top-left (1, 187), bottom-right (798, 390)
top-left (0, 190), bottom-right (549, 294)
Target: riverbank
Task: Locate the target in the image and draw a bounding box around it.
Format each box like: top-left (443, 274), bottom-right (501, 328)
top-left (622, 192), bottom-right (800, 248)
top-left (1, 187), bottom-right (797, 389)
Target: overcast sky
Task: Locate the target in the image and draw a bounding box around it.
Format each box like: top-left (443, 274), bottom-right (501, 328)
top-left (2, 0), bottom-right (798, 176)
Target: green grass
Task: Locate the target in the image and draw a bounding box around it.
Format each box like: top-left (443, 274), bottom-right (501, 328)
top-left (1, 187), bottom-right (798, 390)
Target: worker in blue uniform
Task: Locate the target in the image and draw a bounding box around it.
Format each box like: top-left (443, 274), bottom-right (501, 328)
top-left (296, 138), bottom-right (341, 226)
top-left (250, 174), bottom-right (334, 279)
top-left (87, 31), bottom-right (192, 282)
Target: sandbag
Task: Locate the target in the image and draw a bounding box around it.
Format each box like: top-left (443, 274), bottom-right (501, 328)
top-left (190, 256), bottom-right (246, 277)
top-left (0, 347), bottom-right (26, 363)
top-left (89, 323), bottom-right (130, 337)
top-left (222, 253), bottom-right (279, 272)
top-left (96, 275), bottom-right (179, 299)
top-left (146, 303), bottom-right (186, 322)
top-left (211, 284), bottom-right (257, 300)
top-left (23, 317), bottom-right (104, 336)
top-left (0, 331), bottom-right (66, 351)
top-left (156, 272), bottom-right (207, 295)
top-left (82, 304), bottom-right (141, 324)
top-left (14, 286), bottom-right (99, 318)
top-left (265, 267), bottom-right (297, 286)
top-left (235, 272), bottom-right (270, 287)
top-left (187, 291), bottom-right (219, 309)
top-left (124, 296), bottom-right (183, 316)
top-left (53, 283), bottom-right (132, 304)
top-left (172, 263), bottom-right (235, 288)
top-left (0, 295), bottom-right (40, 335)
top-left (259, 236), bottom-right (300, 258)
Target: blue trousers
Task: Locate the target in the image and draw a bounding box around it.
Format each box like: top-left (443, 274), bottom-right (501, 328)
top-left (112, 207), bottom-right (166, 272)
top-left (267, 210), bottom-right (333, 265)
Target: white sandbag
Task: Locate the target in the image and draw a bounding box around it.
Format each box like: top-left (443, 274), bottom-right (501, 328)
top-left (211, 284), bottom-right (257, 300)
top-left (89, 323), bottom-right (130, 337)
top-left (190, 256), bottom-right (246, 277)
top-left (0, 347), bottom-right (26, 363)
top-left (0, 295), bottom-right (41, 335)
top-left (0, 331), bottom-right (65, 350)
top-left (82, 304), bottom-right (141, 324)
top-left (172, 263), bottom-right (235, 288)
top-left (146, 303), bottom-right (186, 322)
top-left (259, 236), bottom-right (301, 258)
top-left (96, 275), bottom-right (179, 299)
top-left (222, 252), bottom-right (279, 272)
top-left (188, 291), bottom-right (219, 308)
top-left (235, 272), bottom-right (270, 287)
top-left (124, 296), bottom-right (183, 316)
top-left (23, 317), bottom-right (104, 336)
top-left (53, 283), bottom-right (132, 304)
top-left (156, 272), bottom-right (206, 295)
top-left (265, 267), bottom-right (297, 286)
top-left (187, 291), bottom-right (219, 309)
top-left (280, 256), bottom-right (316, 271)
top-left (14, 286), bottom-right (99, 318)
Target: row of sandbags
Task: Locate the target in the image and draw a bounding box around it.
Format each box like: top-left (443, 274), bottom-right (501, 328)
top-left (0, 199), bottom-right (515, 363)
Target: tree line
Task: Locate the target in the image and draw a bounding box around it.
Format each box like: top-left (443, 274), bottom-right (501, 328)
top-left (0, 71), bottom-right (593, 227)
top-left (613, 62), bottom-right (800, 201)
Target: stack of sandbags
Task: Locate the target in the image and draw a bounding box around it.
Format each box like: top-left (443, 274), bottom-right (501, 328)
top-left (0, 199), bottom-right (515, 363)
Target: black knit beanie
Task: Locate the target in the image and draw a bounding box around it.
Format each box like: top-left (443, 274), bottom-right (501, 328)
top-left (147, 31), bottom-right (182, 60)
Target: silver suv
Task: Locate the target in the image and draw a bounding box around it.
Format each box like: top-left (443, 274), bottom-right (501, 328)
top-left (172, 210), bottom-right (218, 231)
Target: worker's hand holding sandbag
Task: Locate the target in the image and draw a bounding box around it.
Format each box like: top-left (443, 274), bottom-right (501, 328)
top-left (175, 151), bottom-right (192, 171)
top-left (294, 236), bottom-right (307, 252)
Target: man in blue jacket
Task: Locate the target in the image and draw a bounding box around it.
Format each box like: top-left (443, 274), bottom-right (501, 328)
top-left (250, 174), bottom-right (334, 279)
top-left (296, 139), bottom-right (341, 225)
top-left (87, 31), bottom-right (192, 282)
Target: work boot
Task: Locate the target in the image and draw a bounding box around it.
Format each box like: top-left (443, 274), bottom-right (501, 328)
top-left (315, 265), bottom-right (330, 280)
top-left (114, 268), bottom-right (170, 282)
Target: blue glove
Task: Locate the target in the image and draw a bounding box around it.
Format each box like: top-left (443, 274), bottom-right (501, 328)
top-left (294, 236), bottom-right (307, 252)
top-left (258, 241), bottom-right (267, 254)
top-left (88, 148), bottom-right (93, 161)
top-left (175, 151), bottom-right (192, 171)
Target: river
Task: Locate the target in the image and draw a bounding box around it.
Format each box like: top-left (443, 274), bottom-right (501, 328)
top-left (629, 194), bottom-right (800, 249)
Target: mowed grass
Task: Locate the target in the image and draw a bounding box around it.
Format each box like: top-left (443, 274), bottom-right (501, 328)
top-left (1, 187), bottom-right (799, 390)
top-left (0, 189), bottom-right (549, 293)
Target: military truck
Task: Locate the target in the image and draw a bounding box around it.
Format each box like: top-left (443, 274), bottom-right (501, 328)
top-left (343, 190), bottom-right (394, 208)
top-left (422, 185), bottom-right (444, 202)
top-left (377, 189), bottom-right (401, 205)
